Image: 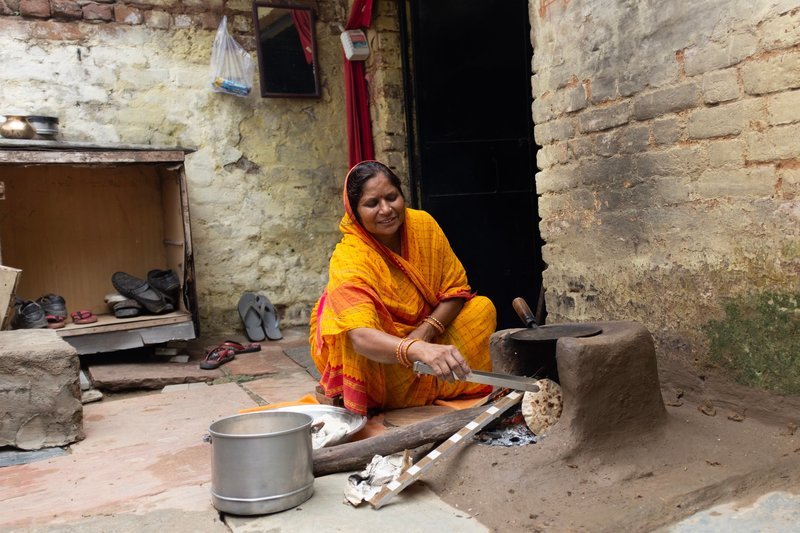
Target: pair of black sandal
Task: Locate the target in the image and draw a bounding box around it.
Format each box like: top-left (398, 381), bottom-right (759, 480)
top-left (12, 294), bottom-right (68, 329)
top-left (111, 270), bottom-right (181, 315)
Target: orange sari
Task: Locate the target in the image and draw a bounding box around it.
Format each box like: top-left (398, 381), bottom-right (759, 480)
top-left (310, 173), bottom-right (495, 415)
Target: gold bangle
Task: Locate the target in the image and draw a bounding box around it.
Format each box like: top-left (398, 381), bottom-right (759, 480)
top-left (396, 337), bottom-right (405, 365)
top-left (396, 337), bottom-right (412, 368)
top-left (421, 317), bottom-right (440, 333)
top-left (424, 315), bottom-right (446, 334)
top-left (402, 338), bottom-right (421, 366)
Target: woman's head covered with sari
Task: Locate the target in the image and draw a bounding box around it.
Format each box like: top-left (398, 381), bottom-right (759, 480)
top-left (342, 160), bottom-right (407, 253)
top-left (310, 160), bottom-right (494, 414)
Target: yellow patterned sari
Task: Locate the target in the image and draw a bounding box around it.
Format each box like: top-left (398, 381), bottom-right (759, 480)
top-left (310, 173), bottom-right (495, 415)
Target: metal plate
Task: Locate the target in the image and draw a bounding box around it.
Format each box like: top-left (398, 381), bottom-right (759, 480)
top-left (271, 405), bottom-right (367, 447)
top-left (510, 324), bottom-right (602, 342)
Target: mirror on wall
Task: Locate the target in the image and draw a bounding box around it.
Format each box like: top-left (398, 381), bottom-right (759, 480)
top-left (252, 0), bottom-right (321, 98)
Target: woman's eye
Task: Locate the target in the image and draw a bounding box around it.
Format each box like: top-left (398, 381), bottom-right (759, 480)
top-left (363, 200), bottom-right (378, 208)
top-left (387, 194), bottom-right (398, 201)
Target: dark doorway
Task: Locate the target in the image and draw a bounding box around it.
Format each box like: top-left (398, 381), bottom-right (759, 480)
top-left (399, 0), bottom-right (544, 329)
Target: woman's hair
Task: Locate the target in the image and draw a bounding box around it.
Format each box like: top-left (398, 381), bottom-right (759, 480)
top-left (346, 161), bottom-right (404, 222)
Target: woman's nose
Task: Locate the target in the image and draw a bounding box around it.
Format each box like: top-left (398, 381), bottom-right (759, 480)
top-left (378, 200), bottom-right (392, 213)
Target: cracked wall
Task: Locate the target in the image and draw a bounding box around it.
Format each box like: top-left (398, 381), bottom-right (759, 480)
top-left (0, 0), bottom-right (408, 334)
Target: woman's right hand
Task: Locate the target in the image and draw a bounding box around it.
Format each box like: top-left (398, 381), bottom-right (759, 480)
top-left (406, 341), bottom-right (471, 381)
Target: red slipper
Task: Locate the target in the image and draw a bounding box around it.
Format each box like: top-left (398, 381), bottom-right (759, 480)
top-left (46, 314), bottom-right (66, 329)
top-left (199, 346), bottom-right (236, 370)
top-left (71, 310), bottom-right (98, 324)
top-left (206, 340), bottom-right (261, 355)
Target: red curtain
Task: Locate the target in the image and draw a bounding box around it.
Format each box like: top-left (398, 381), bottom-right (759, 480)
top-left (344, 0), bottom-right (374, 168)
top-left (290, 10), bottom-right (313, 65)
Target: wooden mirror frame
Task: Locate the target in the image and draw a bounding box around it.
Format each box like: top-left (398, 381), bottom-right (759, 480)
top-left (252, 0), bottom-right (321, 98)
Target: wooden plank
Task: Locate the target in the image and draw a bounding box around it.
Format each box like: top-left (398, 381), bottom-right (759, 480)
top-left (61, 320), bottom-right (196, 355)
top-left (56, 310), bottom-right (193, 337)
top-left (0, 151), bottom-right (186, 165)
top-left (159, 168), bottom-right (188, 312)
top-left (0, 265), bottom-right (21, 330)
top-left (0, 139), bottom-right (195, 153)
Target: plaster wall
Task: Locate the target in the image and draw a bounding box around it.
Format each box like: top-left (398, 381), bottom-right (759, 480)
top-left (531, 0), bottom-right (800, 361)
top-left (0, 0), bottom-right (407, 334)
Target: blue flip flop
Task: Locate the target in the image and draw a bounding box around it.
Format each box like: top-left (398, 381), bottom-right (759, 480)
top-left (255, 294), bottom-right (282, 340)
top-left (238, 292), bottom-right (266, 342)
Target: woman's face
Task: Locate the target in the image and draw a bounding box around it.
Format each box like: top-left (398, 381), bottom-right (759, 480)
top-left (356, 173), bottom-right (406, 246)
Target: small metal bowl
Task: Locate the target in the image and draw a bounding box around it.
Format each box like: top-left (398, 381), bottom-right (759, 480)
top-left (26, 115), bottom-right (59, 140)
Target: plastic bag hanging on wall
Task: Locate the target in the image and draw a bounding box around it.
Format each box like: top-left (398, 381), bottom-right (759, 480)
top-left (209, 16), bottom-right (255, 97)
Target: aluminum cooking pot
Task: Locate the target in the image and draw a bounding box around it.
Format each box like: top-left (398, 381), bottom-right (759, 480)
top-left (207, 411), bottom-right (315, 515)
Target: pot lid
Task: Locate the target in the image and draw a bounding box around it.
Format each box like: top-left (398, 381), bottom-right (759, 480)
top-left (510, 323), bottom-right (602, 342)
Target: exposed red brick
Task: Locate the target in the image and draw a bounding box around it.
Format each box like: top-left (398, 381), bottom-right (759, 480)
top-left (200, 11), bottom-right (220, 30)
top-left (114, 4), bottom-right (142, 25)
top-left (19, 0), bottom-right (50, 18)
top-left (238, 34), bottom-right (255, 51)
top-left (82, 1), bottom-right (111, 22)
top-left (50, 0), bottom-right (82, 20)
top-left (29, 19), bottom-right (83, 39)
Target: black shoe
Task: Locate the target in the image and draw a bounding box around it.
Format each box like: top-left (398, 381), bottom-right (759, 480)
top-left (36, 294), bottom-right (67, 319)
top-left (147, 269), bottom-right (181, 307)
top-left (12, 298), bottom-right (47, 329)
top-left (111, 272), bottom-right (173, 314)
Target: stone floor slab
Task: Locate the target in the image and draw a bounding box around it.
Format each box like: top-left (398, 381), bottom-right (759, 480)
top-left (242, 371), bottom-right (319, 404)
top-left (225, 472), bottom-right (489, 533)
top-left (666, 491), bottom-right (800, 532)
top-left (87, 361), bottom-right (222, 391)
top-left (222, 349), bottom-right (282, 377)
top-left (0, 382), bottom-right (255, 530)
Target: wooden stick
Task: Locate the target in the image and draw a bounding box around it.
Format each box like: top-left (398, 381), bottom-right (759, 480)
top-left (312, 404), bottom-right (490, 477)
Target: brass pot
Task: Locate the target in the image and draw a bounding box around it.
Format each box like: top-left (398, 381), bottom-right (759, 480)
top-left (0, 115), bottom-right (36, 140)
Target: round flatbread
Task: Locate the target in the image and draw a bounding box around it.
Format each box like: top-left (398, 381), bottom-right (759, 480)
top-left (521, 378), bottom-right (563, 435)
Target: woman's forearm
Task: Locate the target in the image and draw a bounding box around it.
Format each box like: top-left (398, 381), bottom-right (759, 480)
top-left (346, 297), bottom-right (472, 379)
top-left (430, 298), bottom-right (465, 328)
top-left (347, 327), bottom-right (406, 364)
top-left (411, 298), bottom-right (465, 341)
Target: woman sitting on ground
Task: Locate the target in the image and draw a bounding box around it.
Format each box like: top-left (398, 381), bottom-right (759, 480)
top-left (310, 160), bottom-right (496, 415)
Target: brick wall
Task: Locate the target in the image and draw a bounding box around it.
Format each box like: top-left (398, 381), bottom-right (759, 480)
top-left (3, 0), bottom-right (226, 30)
top-left (531, 0), bottom-right (799, 362)
top-left (0, 1), bottom-right (409, 334)
top-left (0, 2), bottom-right (342, 333)
top-left (365, 0), bottom-right (408, 179)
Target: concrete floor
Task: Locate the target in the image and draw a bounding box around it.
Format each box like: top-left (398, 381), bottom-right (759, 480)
top-left (0, 327), bottom-right (485, 532)
top-left (1, 326), bottom-right (797, 532)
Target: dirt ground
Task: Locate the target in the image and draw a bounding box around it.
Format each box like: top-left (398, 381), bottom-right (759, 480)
top-left (64, 329), bottom-right (799, 532)
top-left (423, 357), bottom-right (800, 532)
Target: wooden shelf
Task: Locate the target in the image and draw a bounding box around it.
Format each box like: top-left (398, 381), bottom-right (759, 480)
top-left (0, 142), bottom-right (199, 355)
top-left (57, 310), bottom-right (193, 337)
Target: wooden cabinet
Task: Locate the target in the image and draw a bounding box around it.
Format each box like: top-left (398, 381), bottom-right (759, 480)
top-left (0, 140), bottom-right (199, 354)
